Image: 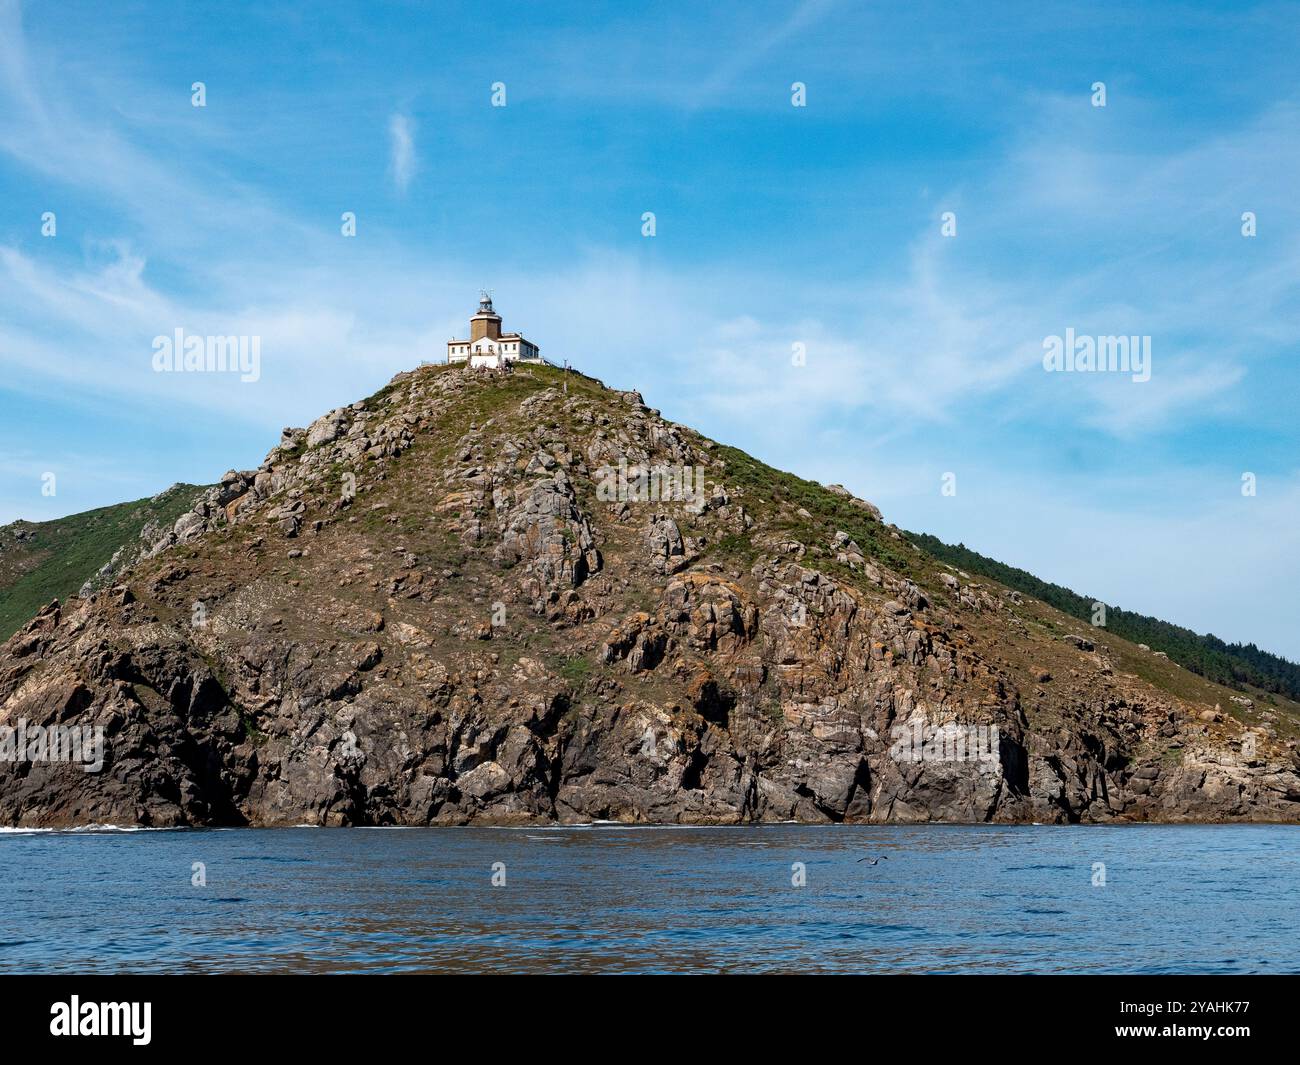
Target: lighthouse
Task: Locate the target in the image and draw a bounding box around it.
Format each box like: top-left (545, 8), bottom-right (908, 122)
top-left (447, 293), bottom-right (542, 369)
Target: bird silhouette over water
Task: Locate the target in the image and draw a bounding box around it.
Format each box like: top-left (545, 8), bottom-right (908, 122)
top-left (857, 855), bottom-right (889, 865)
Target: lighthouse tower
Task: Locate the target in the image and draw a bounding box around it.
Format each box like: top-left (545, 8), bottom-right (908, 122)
top-left (469, 292), bottom-right (502, 342)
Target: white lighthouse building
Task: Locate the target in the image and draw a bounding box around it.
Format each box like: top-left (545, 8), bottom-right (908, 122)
top-left (446, 293), bottom-right (542, 369)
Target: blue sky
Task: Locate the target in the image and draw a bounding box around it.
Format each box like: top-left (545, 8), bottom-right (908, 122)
top-left (1, 0), bottom-right (1298, 657)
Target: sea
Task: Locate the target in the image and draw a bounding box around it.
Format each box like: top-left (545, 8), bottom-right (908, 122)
top-left (1, 823), bottom-right (1296, 974)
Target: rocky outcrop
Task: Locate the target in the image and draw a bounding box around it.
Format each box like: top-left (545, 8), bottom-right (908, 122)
top-left (1, 363), bottom-right (1296, 828)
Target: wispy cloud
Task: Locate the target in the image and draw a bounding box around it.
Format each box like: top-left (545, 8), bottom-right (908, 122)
top-left (388, 112), bottom-right (416, 194)
top-left (688, 0), bottom-right (838, 109)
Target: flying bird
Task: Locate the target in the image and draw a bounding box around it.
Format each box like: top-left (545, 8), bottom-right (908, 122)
top-left (857, 855), bottom-right (889, 865)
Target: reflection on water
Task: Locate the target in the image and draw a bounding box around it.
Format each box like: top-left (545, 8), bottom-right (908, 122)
top-left (1, 824), bottom-right (1297, 973)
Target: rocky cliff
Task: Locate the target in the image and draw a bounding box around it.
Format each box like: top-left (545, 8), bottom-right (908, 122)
top-left (1, 363), bottom-right (1297, 827)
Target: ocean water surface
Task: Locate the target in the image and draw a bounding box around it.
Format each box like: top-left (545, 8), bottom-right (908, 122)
top-left (0, 824), bottom-right (1296, 973)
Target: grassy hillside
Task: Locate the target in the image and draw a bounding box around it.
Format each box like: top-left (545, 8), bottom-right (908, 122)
top-left (910, 531), bottom-right (1300, 702)
top-left (0, 484), bottom-right (204, 640)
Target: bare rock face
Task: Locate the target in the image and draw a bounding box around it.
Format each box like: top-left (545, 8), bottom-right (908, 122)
top-left (644, 515), bottom-right (686, 574)
top-left (495, 470), bottom-right (600, 592)
top-left (1, 363), bottom-right (1297, 828)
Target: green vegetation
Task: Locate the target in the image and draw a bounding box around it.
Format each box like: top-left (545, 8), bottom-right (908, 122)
top-left (0, 485), bottom-right (205, 640)
top-left (714, 444), bottom-right (914, 573)
top-left (240, 714), bottom-right (270, 748)
top-left (555, 655), bottom-right (593, 685)
top-left (279, 438), bottom-right (308, 462)
top-left (910, 531), bottom-right (1300, 701)
top-left (709, 532), bottom-right (758, 566)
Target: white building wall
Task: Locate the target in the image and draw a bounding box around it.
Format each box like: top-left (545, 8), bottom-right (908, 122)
top-left (447, 333), bottom-right (542, 365)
